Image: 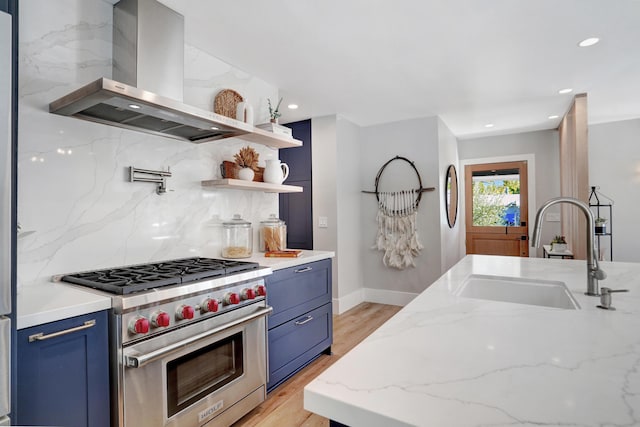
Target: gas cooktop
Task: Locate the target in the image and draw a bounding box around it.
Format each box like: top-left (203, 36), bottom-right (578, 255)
top-left (60, 257), bottom-right (259, 295)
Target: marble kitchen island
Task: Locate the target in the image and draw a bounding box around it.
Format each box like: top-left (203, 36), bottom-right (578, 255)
top-left (304, 255), bottom-right (640, 427)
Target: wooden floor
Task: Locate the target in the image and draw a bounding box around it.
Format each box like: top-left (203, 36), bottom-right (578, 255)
top-left (233, 302), bottom-right (402, 427)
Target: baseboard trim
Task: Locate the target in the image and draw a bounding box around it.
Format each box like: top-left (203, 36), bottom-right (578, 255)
top-left (333, 288), bottom-right (417, 314)
top-left (363, 288), bottom-right (418, 306)
top-left (332, 289), bottom-right (365, 315)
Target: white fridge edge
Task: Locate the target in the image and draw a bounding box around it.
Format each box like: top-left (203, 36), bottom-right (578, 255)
top-left (0, 8), bottom-right (13, 424)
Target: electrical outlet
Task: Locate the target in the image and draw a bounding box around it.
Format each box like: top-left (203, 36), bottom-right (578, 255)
top-left (546, 213), bottom-right (561, 222)
top-left (318, 216), bottom-right (328, 228)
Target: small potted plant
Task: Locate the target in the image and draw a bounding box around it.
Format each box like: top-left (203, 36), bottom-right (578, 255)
top-left (268, 97), bottom-right (283, 123)
top-left (595, 218), bottom-right (608, 235)
top-left (551, 235), bottom-right (567, 252)
top-left (233, 146), bottom-right (259, 181)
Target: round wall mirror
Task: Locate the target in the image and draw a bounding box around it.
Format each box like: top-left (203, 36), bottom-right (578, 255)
top-left (445, 164), bottom-right (458, 228)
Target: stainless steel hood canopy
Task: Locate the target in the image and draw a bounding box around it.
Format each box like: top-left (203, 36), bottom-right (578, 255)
top-left (49, 0), bottom-right (251, 143)
top-left (49, 77), bottom-right (252, 143)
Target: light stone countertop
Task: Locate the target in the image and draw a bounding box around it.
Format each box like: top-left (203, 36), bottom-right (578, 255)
top-left (304, 254), bottom-right (640, 427)
top-left (240, 249), bottom-right (334, 270)
top-left (17, 250), bottom-right (334, 330)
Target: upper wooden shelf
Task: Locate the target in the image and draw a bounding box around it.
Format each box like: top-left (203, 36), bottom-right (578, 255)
top-left (202, 179), bottom-right (303, 193)
top-left (238, 127), bottom-right (302, 149)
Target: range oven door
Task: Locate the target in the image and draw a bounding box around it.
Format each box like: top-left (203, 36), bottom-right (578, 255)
top-left (121, 304), bottom-right (271, 427)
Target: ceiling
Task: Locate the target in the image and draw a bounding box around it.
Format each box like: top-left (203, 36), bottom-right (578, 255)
top-left (159, 0), bottom-right (640, 139)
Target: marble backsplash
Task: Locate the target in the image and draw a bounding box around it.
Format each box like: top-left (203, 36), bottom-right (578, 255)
top-left (17, 0), bottom-right (282, 287)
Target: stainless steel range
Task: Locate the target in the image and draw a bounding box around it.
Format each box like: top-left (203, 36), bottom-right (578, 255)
top-left (59, 257), bottom-right (272, 427)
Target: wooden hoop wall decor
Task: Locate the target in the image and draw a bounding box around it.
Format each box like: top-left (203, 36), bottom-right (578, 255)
top-left (374, 155), bottom-right (424, 211)
top-left (365, 156), bottom-right (435, 269)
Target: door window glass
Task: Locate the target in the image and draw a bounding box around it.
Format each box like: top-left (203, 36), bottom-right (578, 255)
top-left (471, 168), bottom-right (521, 227)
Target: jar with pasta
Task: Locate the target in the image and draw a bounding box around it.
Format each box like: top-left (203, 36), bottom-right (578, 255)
top-left (259, 214), bottom-right (286, 252)
top-left (222, 214), bottom-right (253, 258)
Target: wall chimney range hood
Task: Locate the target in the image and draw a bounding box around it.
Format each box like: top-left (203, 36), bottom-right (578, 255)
top-left (49, 77), bottom-right (253, 143)
top-left (48, 0), bottom-right (256, 144)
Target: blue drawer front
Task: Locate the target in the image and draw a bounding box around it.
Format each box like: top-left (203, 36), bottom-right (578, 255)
top-left (267, 302), bottom-right (332, 391)
top-left (266, 258), bottom-right (331, 329)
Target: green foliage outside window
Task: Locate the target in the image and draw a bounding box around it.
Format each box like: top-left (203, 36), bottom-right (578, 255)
top-left (472, 181), bottom-right (507, 226)
top-left (503, 180), bottom-right (520, 194)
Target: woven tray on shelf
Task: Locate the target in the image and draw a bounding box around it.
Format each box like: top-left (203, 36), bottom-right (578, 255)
top-left (220, 161), bottom-right (264, 182)
top-left (214, 89), bottom-right (244, 119)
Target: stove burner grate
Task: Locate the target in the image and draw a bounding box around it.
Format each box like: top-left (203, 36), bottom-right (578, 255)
top-left (61, 257), bottom-right (259, 295)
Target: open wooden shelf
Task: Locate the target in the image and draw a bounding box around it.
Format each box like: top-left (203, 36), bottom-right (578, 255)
top-left (238, 127), bottom-right (302, 149)
top-left (202, 179), bottom-right (303, 193)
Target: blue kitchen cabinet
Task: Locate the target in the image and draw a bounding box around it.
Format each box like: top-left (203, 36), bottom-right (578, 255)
top-left (16, 310), bottom-right (110, 427)
top-left (266, 258), bottom-right (332, 391)
top-left (280, 119), bottom-right (313, 250)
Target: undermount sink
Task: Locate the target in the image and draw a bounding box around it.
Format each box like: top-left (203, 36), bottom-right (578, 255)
top-left (455, 274), bottom-right (580, 310)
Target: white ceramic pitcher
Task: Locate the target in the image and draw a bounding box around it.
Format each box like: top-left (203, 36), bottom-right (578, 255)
top-left (263, 159), bottom-right (290, 184)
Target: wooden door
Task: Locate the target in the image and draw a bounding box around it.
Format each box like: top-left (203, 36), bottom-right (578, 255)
top-left (465, 161), bottom-right (529, 256)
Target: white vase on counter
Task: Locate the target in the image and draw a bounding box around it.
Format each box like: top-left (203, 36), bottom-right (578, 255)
top-left (263, 159), bottom-right (289, 184)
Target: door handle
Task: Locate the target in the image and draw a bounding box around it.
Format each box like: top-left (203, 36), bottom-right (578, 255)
top-left (294, 266), bottom-right (313, 273)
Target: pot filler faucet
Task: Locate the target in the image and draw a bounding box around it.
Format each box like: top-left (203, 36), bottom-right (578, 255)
top-left (531, 197), bottom-right (606, 296)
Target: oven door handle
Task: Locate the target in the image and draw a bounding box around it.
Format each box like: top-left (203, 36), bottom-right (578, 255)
top-left (124, 306), bottom-right (273, 368)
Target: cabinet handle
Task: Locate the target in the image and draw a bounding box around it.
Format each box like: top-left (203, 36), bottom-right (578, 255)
top-left (28, 320), bottom-right (96, 343)
top-left (294, 266), bottom-right (313, 273)
top-left (295, 316), bottom-right (313, 326)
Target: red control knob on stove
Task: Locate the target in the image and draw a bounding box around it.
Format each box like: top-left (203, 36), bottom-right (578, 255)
top-left (176, 305), bottom-right (195, 320)
top-left (241, 288), bottom-right (256, 300)
top-left (224, 293), bottom-right (240, 305)
top-left (201, 298), bottom-right (219, 313)
top-left (129, 316), bottom-right (149, 335)
top-left (255, 285), bottom-right (267, 297)
top-left (151, 311), bottom-right (170, 328)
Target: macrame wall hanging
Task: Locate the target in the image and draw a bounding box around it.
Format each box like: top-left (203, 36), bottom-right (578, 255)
top-left (363, 156), bottom-right (434, 270)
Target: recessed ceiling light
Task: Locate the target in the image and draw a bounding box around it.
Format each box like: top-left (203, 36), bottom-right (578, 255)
top-left (548, 115), bottom-right (559, 119)
top-left (129, 104), bottom-right (141, 109)
top-left (210, 126), bottom-right (219, 130)
top-left (578, 37), bottom-right (600, 47)
top-left (484, 123), bottom-right (495, 128)
top-left (558, 88), bottom-right (573, 94)
top-left (287, 104), bottom-right (299, 110)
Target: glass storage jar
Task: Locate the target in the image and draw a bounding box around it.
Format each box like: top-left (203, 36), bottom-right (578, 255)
top-left (259, 214), bottom-right (286, 252)
top-left (222, 214), bottom-right (253, 258)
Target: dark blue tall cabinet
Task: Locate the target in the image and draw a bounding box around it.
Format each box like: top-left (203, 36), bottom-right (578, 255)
top-left (281, 119), bottom-right (313, 250)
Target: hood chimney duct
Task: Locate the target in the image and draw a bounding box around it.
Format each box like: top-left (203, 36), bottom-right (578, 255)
top-left (113, 0), bottom-right (184, 101)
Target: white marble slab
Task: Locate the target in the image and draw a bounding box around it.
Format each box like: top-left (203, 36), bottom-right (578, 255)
top-left (17, 283), bottom-right (111, 330)
top-left (304, 255), bottom-right (640, 427)
top-left (17, 0), bottom-right (289, 318)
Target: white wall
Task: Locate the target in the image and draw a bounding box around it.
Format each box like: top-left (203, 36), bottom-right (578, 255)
top-left (335, 117), bottom-right (363, 305)
top-left (310, 115), bottom-right (339, 302)
top-left (588, 118), bottom-right (640, 263)
top-left (458, 129), bottom-right (561, 257)
top-left (18, 0), bottom-right (280, 287)
top-left (359, 117), bottom-right (443, 301)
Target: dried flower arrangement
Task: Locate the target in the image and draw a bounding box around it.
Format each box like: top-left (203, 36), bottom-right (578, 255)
top-left (234, 146), bottom-right (259, 171)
